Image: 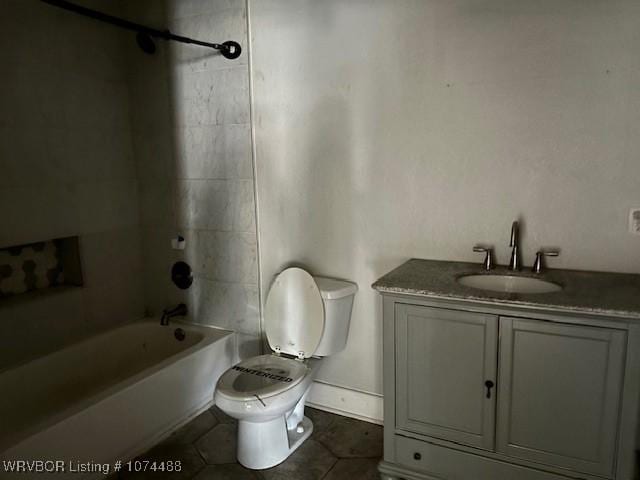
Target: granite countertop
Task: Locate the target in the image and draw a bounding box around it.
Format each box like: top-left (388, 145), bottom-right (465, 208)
top-left (372, 259), bottom-right (640, 319)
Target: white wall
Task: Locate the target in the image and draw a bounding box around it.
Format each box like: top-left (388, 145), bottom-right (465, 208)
top-left (250, 0), bottom-right (640, 395)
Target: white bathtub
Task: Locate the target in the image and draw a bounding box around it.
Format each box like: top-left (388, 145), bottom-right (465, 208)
top-left (0, 320), bottom-right (235, 479)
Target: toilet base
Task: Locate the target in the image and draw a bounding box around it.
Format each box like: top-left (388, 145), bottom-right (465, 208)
top-left (237, 415), bottom-right (314, 470)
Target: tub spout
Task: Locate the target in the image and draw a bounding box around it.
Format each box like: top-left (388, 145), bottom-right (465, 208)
top-left (160, 303), bottom-right (188, 326)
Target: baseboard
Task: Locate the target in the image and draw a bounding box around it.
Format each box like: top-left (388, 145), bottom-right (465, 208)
top-left (306, 381), bottom-right (384, 425)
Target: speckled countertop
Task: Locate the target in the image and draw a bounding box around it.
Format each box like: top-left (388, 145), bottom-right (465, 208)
top-left (372, 259), bottom-right (640, 319)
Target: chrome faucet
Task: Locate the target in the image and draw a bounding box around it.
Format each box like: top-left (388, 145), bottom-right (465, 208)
top-left (508, 221), bottom-right (520, 271)
top-left (160, 303), bottom-right (187, 326)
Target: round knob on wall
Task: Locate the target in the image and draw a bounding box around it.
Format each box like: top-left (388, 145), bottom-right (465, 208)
top-left (171, 261), bottom-right (193, 290)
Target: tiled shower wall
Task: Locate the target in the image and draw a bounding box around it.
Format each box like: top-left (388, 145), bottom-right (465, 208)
top-left (0, 0), bottom-right (143, 367)
top-left (123, 0), bottom-right (260, 358)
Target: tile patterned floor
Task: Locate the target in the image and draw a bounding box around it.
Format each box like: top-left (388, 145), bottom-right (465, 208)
top-left (117, 406), bottom-right (382, 480)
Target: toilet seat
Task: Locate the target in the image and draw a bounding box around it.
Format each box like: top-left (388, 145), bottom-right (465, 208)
top-left (216, 354), bottom-right (310, 401)
top-left (264, 268), bottom-right (325, 359)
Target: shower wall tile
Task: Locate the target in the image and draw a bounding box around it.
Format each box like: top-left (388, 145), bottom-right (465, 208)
top-left (165, 0), bottom-right (244, 21)
top-left (15, 71), bottom-right (132, 131)
top-left (132, 131), bottom-right (175, 180)
top-left (0, 287), bottom-right (88, 370)
top-left (1, 61), bottom-right (128, 129)
top-left (81, 228), bottom-right (144, 329)
top-left (62, 78), bottom-right (132, 130)
top-left (169, 277), bottom-right (260, 337)
top-left (139, 180), bottom-right (177, 228)
top-left (0, 181), bottom-right (140, 249)
top-left (140, 227), bottom-right (174, 279)
top-left (1, 0), bottom-right (144, 356)
top-left (0, 1), bottom-right (50, 68)
top-left (179, 230), bottom-right (258, 284)
top-left (82, 277), bottom-right (144, 330)
top-left (168, 9), bottom-right (248, 73)
top-left (0, 126), bottom-right (47, 187)
top-left (142, 264), bottom-right (172, 318)
top-left (126, 0), bottom-right (259, 352)
top-left (174, 124), bottom-right (253, 180)
top-left (0, 66), bottom-right (47, 128)
top-left (120, 0), bottom-right (168, 26)
top-left (127, 76), bottom-right (173, 135)
top-left (173, 67), bottom-right (250, 126)
top-left (81, 228), bottom-right (143, 291)
top-left (1, 125), bottom-right (135, 189)
top-left (45, 127), bottom-right (136, 183)
top-left (176, 179), bottom-right (256, 232)
top-left (139, 226), bottom-right (175, 317)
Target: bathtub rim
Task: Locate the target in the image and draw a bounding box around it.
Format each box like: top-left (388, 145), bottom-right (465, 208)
top-left (0, 319), bottom-right (234, 454)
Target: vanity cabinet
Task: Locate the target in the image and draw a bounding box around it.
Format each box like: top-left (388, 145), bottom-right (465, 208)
top-left (395, 305), bottom-right (498, 450)
top-left (496, 317), bottom-right (626, 476)
top-left (381, 297), bottom-right (638, 480)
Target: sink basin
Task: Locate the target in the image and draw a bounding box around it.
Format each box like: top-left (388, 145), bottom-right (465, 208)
top-left (457, 274), bottom-right (562, 294)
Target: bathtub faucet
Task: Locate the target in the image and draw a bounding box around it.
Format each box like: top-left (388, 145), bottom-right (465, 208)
top-left (160, 303), bottom-right (188, 326)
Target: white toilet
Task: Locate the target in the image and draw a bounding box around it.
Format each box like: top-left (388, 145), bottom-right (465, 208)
top-left (214, 267), bottom-right (357, 470)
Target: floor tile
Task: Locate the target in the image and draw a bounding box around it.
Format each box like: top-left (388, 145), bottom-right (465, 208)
top-left (210, 404), bottom-right (237, 424)
top-left (316, 416), bottom-right (383, 458)
top-left (119, 443), bottom-right (204, 480)
top-left (259, 439), bottom-right (337, 480)
top-left (195, 423), bottom-right (238, 464)
top-left (323, 458), bottom-right (380, 480)
top-left (162, 410), bottom-right (218, 445)
top-left (193, 464), bottom-right (261, 479)
top-left (128, 406), bottom-right (382, 480)
top-left (305, 407), bottom-right (336, 436)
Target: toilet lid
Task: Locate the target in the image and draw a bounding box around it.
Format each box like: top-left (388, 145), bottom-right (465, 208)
top-left (216, 354), bottom-right (309, 401)
top-left (264, 267), bottom-right (325, 359)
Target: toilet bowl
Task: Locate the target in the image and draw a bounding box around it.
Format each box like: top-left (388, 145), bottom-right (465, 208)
top-left (214, 267), bottom-right (357, 470)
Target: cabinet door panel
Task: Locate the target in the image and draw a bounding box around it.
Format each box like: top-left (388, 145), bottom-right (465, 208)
top-left (497, 317), bottom-right (626, 477)
top-left (396, 304), bottom-right (498, 450)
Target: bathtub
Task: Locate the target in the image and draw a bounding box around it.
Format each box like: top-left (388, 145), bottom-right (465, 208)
top-left (0, 320), bottom-right (235, 479)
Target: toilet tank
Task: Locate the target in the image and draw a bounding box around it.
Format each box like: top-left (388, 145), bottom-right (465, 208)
top-left (312, 276), bottom-right (358, 357)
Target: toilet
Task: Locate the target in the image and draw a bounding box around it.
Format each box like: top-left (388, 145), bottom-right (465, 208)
top-left (214, 267), bottom-right (357, 470)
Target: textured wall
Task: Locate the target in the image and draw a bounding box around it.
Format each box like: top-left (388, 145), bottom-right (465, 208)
top-left (0, 0), bottom-right (143, 367)
top-left (250, 0), bottom-right (640, 395)
top-left (124, 0), bottom-right (260, 358)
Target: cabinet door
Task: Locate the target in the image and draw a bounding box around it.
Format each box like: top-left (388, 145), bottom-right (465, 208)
top-left (396, 304), bottom-right (498, 450)
top-left (497, 317), bottom-right (626, 477)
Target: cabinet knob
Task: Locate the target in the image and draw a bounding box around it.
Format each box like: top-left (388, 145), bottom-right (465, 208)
top-left (485, 380), bottom-right (495, 399)
top-left (413, 452), bottom-right (422, 460)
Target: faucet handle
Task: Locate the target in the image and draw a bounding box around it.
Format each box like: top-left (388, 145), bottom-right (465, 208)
top-left (473, 245), bottom-right (494, 271)
top-left (532, 250), bottom-right (559, 274)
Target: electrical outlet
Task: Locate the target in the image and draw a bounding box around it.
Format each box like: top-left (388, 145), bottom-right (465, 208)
top-left (630, 208), bottom-right (640, 235)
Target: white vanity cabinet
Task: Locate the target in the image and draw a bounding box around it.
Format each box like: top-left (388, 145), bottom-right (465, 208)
top-left (381, 296), bottom-right (640, 480)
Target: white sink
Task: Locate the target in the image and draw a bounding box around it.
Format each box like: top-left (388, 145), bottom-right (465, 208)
top-left (457, 274), bottom-right (562, 294)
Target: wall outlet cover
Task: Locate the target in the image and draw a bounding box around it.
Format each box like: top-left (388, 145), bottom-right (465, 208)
top-left (629, 208), bottom-right (640, 236)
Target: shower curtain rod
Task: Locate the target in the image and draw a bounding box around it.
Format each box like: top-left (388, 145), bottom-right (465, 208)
top-left (40, 0), bottom-right (242, 59)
